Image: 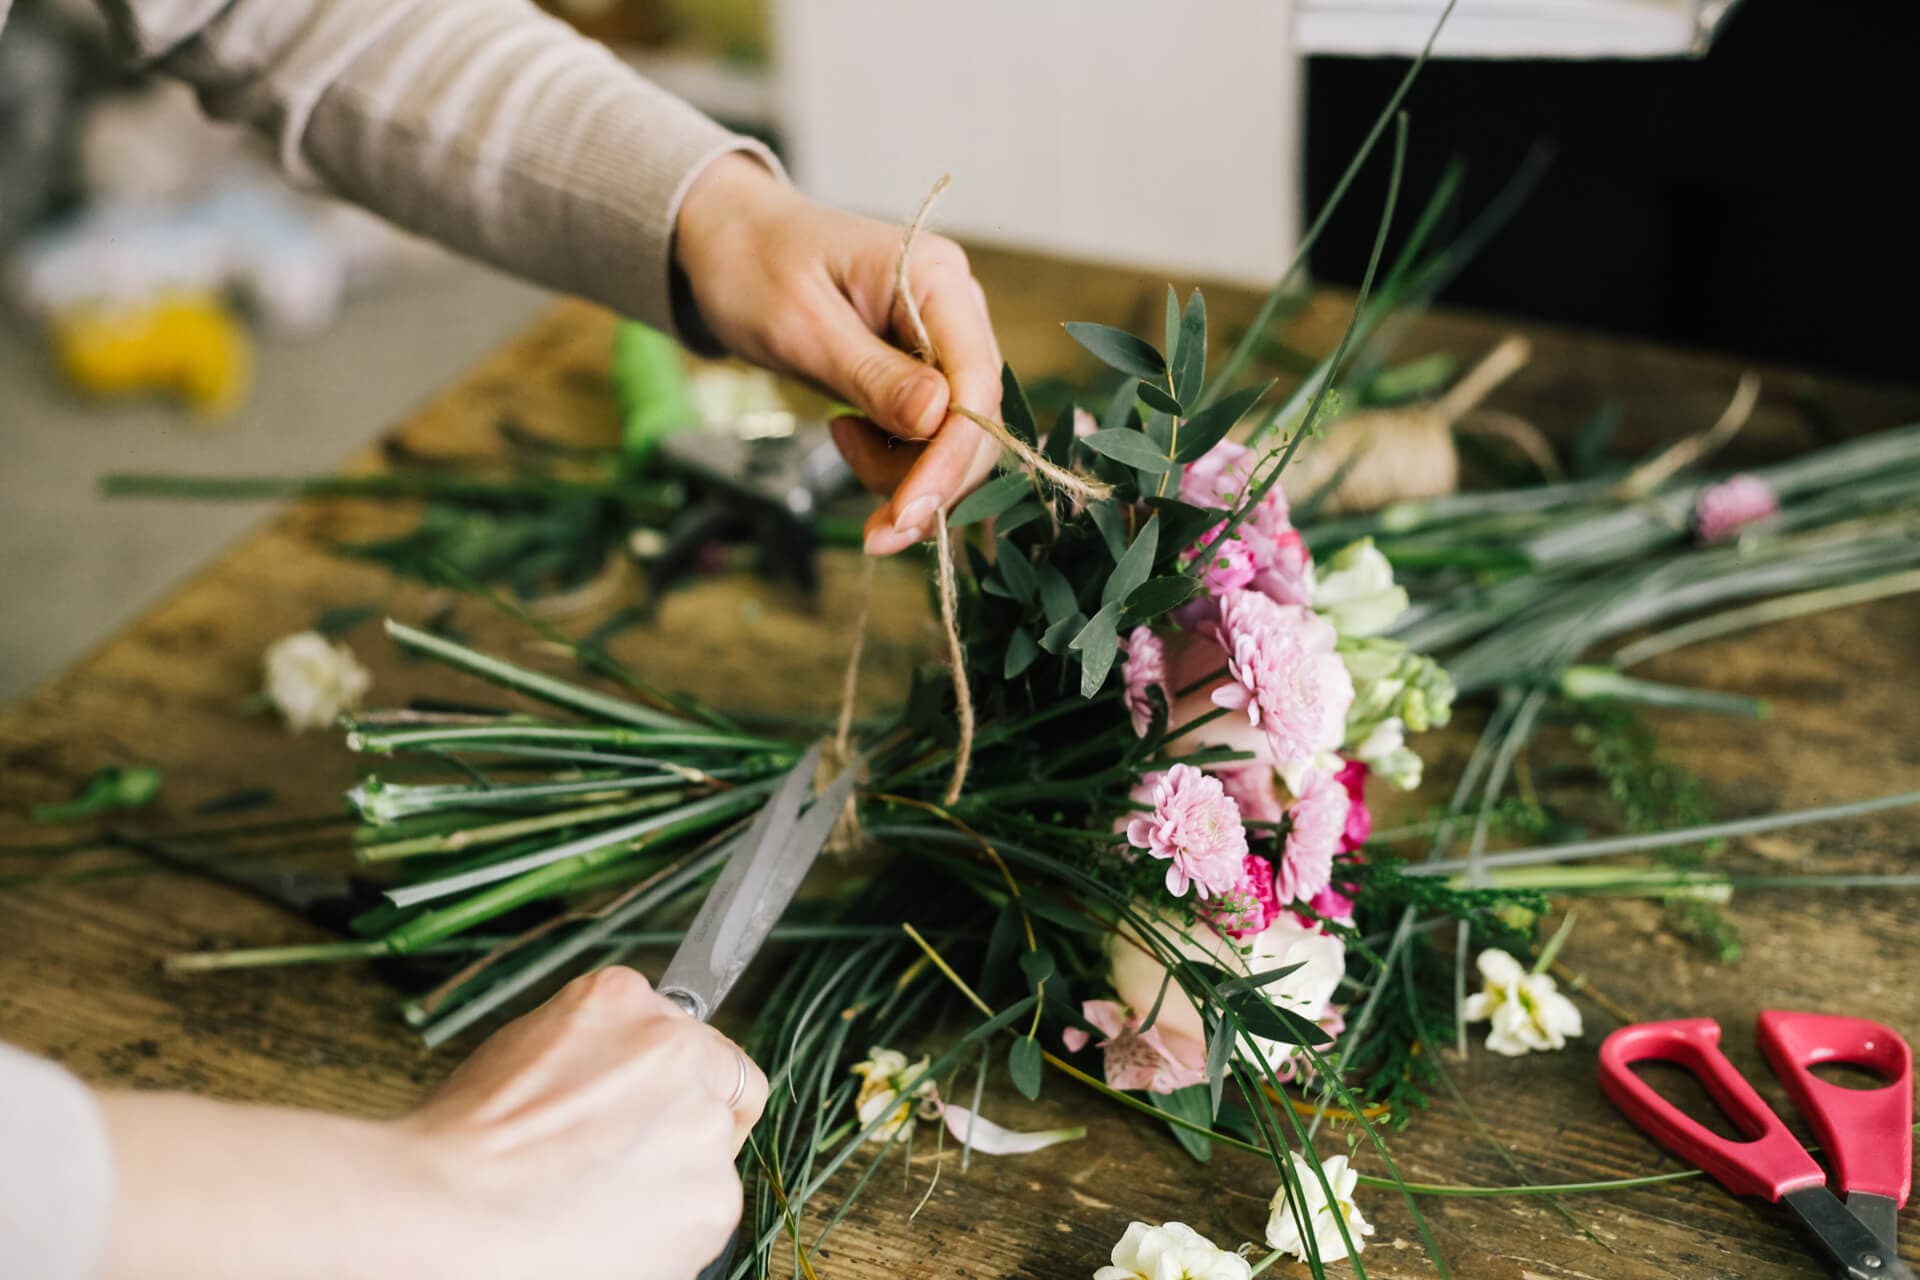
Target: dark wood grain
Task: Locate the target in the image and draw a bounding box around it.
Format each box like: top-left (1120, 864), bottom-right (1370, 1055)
top-left (4, 248), bottom-right (1919, 1279)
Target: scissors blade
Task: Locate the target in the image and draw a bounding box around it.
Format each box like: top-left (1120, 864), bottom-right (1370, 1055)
top-left (657, 743), bottom-right (857, 1020)
top-left (1783, 1186), bottom-right (1914, 1280)
top-left (1847, 1193), bottom-right (1901, 1258)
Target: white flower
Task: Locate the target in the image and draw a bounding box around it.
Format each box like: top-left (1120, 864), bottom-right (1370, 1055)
top-left (1264, 1151), bottom-right (1374, 1263)
top-left (850, 1046), bottom-right (934, 1143)
top-left (1313, 539), bottom-right (1409, 638)
top-left (262, 631), bottom-right (371, 731)
top-left (1353, 717), bottom-right (1422, 790)
top-left (1094, 1221), bottom-right (1250, 1280)
top-left (1463, 949), bottom-right (1583, 1057)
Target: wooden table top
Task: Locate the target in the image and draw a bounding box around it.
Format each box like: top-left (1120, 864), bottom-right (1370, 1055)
top-left (4, 247), bottom-right (1919, 1279)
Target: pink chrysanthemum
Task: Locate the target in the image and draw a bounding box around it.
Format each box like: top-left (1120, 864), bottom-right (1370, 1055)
top-left (1209, 592), bottom-right (1354, 769)
top-left (1120, 626), bottom-right (1168, 738)
top-left (1694, 474), bottom-right (1779, 544)
top-left (1332, 758), bottom-right (1373, 853)
top-left (1124, 763), bottom-right (1249, 898)
top-left (1276, 771), bottom-right (1349, 904)
top-left (1217, 765), bottom-right (1285, 825)
top-left (1206, 853), bottom-right (1283, 938)
top-left (1062, 999), bottom-right (1207, 1095)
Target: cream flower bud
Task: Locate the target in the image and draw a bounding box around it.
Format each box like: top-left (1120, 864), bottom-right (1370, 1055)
top-left (1313, 538), bottom-right (1409, 638)
top-left (263, 631), bottom-right (372, 731)
top-left (1094, 1221), bottom-right (1250, 1280)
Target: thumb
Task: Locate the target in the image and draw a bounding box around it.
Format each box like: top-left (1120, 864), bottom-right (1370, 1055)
top-left (809, 307), bottom-right (950, 440)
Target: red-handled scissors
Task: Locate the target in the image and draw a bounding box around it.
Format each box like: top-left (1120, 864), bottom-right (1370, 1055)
top-left (1600, 1012), bottom-right (1914, 1280)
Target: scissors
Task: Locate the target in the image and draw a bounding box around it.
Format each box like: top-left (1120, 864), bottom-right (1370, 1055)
top-left (1600, 1012), bottom-right (1914, 1280)
top-left (656, 740), bottom-right (861, 1280)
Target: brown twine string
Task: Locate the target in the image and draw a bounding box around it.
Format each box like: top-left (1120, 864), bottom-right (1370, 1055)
top-left (1279, 334), bottom-right (1548, 514)
top-left (932, 504), bottom-right (974, 806)
top-left (1615, 371), bottom-right (1762, 499)
top-left (896, 176), bottom-right (1111, 508)
top-left (820, 557), bottom-right (876, 853)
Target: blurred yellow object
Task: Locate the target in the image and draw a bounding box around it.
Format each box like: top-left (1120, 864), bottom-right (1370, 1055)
top-left (51, 294), bottom-right (252, 420)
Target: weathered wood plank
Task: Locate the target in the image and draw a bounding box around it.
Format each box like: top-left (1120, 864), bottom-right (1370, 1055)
top-left (4, 247), bottom-right (1919, 1278)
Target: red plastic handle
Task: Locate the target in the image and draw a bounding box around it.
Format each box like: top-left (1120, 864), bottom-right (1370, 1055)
top-left (1757, 1010), bottom-right (1913, 1205)
top-left (1599, 1018), bottom-right (1824, 1202)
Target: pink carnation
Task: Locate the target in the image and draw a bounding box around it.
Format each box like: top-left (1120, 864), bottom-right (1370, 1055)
top-left (1276, 771), bottom-right (1349, 904)
top-left (1246, 524), bottom-right (1315, 607)
top-left (1210, 592), bottom-right (1354, 770)
top-left (1197, 535), bottom-right (1257, 596)
top-left (1305, 881), bottom-right (1356, 926)
top-left (1180, 440), bottom-right (1267, 511)
top-left (1124, 764), bottom-right (1249, 898)
top-left (1206, 853), bottom-right (1283, 938)
top-left (1062, 999), bottom-right (1207, 1095)
top-left (1333, 758), bottom-right (1373, 852)
top-left (1120, 626), bottom-right (1168, 738)
top-left (1695, 474), bottom-right (1779, 544)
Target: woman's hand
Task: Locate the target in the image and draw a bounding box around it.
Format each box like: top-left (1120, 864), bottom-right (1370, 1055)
top-left (99, 967), bottom-right (767, 1280)
top-left (675, 154), bottom-right (1004, 555)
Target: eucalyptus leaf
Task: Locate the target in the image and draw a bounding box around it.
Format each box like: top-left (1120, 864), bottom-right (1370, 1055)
top-left (1008, 1035), bottom-right (1044, 1100)
top-left (994, 502), bottom-right (1047, 537)
top-left (1082, 430), bottom-right (1172, 474)
top-left (1088, 502), bottom-right (1129, 561)
top-left (1102, 515), bottom-right (1159, 608)
top-left (1036, 564), bottom-right (1078, 626)
top-left (1004, 627), bottom-right (1041, 679)
top-left (947, 472), bottom-right (1032, 526)
top-left (1068, 603), bottom-right (1122, 697)
top-left (1045, 405), bottom-right (1078, 465)
top-left (996, 537), bottom-right (1038, 604)
top-left (1123, 575), bottom-right (1202, 621)
top-left (1173, 380), bottom-right (1274, 464)
top-left (1001, 364), bottom-right (1038, 446)
top-left (1102, 379), bottom-right (1140, 435)
top-left (1064, 322), bottom-right (1166, 381)
top-left (1018, 949), bottom-right (1056, 987)
top-left (1164, 285), bottom-right (1182, 359)
top-left (1205, 1014), bottom-right (1237, 1118)
top-left (1039, 613), bottom-right (1085, 655)
top-left (1137, 382), bottom-right (1182, 416)
top-left (1172, 289), bottom-right (1207, 405)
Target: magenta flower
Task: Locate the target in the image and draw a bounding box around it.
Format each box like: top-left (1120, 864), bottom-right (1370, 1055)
top-left (1210, 592), bottom-right (1354, 770)
top-left (1124, 763), bottom-right (1249, 898)
top-left (1276, 771), bottom-right (1349, 904)
top-left (1063, 999), bottom-right (1207, 1095)
top-left (1306, 881), bottom-right (1356, 925)
top-left (1200, 536), bottom-right (1257, 596)
top-left (1332, 758), bottom-right (1373, 852)
top-left (1695, 474), bottom-right (1779, 544)
top-left (1206, 853), bottom-right (1283, 938)
top-left (1120, 626), bottom-right (1168, 738)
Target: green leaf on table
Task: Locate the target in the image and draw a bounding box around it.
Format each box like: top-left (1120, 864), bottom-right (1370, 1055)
top-left (1171, 289), bottom-right (1208, 406)
top-left (31, 765), bottom-right (163, 824)
top-left (1102, 515), bottom-right (1160, 608)
top-left (1003, 627), bottom-right (1041, 679)
top-left (1082, 430), bottom-right (1172, 474)
top-left (948, 472), bottom-right (1031, 526)
top-left (1124, 574), bottom-right (1202, 621)
top-left (312, 602), bottom-right (380, 638)
top-left (1000, 363), bottom-right (1038, 446)
top-left (996, 536), bottom-right (1038, 604)
top-left (1173, 380), bottom-right (1274, 463)
top-left (1009, 1035), bottom-right (1044, 1100)
top-left (1137, 382), bottom-right (1182, 416)
top-left (1064, 322), bottom-right (1166, 381)
top-left (1088, 502), bottom-right (1129, 561)
top-left (1068, 602), bottom-right (1123, 697)
top-left (1154, 1085), bottom-right (1214, 1163)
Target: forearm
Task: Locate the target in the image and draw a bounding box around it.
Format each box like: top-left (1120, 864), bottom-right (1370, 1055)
top-left (105, 0), bottom-right (778, 337)
top-left (97, 1092), bottom-right (446, 1280)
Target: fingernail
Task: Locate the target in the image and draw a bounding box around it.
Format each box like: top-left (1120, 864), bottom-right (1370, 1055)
top-left (893, 495), bottom-right (938, 537)
top-left (896, 377), bottom-right (942, 436)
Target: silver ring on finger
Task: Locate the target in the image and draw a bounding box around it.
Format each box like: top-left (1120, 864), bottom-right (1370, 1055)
top-left (725, 1048), bottom-right (749, 1109)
